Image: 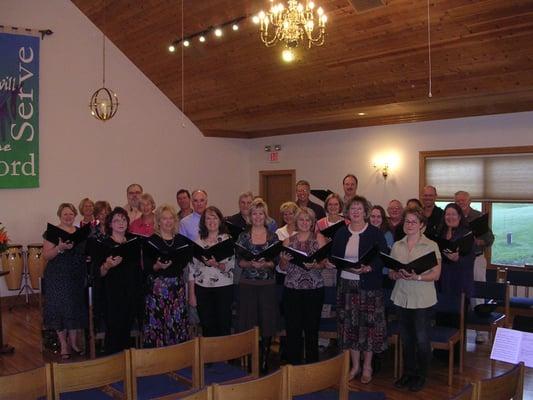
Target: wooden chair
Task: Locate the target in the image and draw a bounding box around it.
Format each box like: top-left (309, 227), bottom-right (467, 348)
top-left (450, 383), bottom-right (477, 400)
top-left (212, 369), bottom-right (285, 400)
top-left (178, 387), bottom-right (213, 400)
top-left (468, 281), bottom-right (510, 343)
top-left (0, 364), bottom-right (53, 400)
top-left (476, 362), bottom-right (524, 400)
top-left (199, 327), bottom-right (260, 387)
top-left (52, 350), bottom-right (132, 399)
top-left (130, 338), bottom-right (200, 399)
top-left (430, 292), bottom-right (465, 386)
top-left (285, 350), bottom-right (349, 400)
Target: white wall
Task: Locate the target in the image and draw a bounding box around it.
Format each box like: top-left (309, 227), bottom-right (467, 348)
top-left (0, 0), bottom-right (250, 296)
top-left (248, 112), bottom-right (533, 207)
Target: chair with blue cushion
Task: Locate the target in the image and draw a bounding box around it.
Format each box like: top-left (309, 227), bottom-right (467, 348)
top-left (285, 350), bottom-right (349, 400)
top-left (476, 362), bottom-right (524, 400)
top-left (0, 364), bottom-right (53, 400)
top-left (467, 281), bottom-right (510, 343)
top-left (450, 383), bottom-right (477, 400)
top-left (199, 327), bottom-right (260, 387)
top-left (383, 275), bottom-right (400, 379)
top-left (431, 292), bottom-right (465, 386)
top-left (212, 369), bottom-right (285, 400)
top-left (52, 350), bottom-right (132, 399)
top-left (130, 338), bottom-right (200, 399)
top-left (506, 268), bottom-right (533, 318)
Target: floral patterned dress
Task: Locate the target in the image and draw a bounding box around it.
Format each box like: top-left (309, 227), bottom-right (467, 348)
top-left (142, 234), bottom-right (190, 347)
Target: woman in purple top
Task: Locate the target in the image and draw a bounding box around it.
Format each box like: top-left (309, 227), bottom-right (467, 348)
top-left (437, 203), bottom-right (476, 298)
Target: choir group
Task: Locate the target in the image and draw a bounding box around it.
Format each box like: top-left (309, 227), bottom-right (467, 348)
top-left (41, 175), bottom-right (494, 393)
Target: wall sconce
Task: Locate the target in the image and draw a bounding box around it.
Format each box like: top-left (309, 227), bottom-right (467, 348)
top-left (373, 162), bottom-right (390, 179)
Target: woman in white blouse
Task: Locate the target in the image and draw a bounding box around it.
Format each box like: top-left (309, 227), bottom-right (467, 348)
top-left (188, 206), bottom-right (234, 337)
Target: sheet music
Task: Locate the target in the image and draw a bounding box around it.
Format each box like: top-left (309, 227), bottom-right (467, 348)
top-left (519, 332), bottom-right (533, 368)
top-left (490, 328), bottom-right (522, 364)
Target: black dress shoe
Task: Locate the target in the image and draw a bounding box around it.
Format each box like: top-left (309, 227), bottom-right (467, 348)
top-left (409, 376), bottom-right (426, 392)
top-left (394, 375), bottom-right (412, 389)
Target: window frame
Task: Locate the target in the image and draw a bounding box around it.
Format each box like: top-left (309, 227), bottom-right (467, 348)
top-left (419, 145), bottom-right (533, 270)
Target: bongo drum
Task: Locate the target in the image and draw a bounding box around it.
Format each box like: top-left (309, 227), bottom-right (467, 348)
top-left (27, 243), bottom-right (45, 290)
top-left (1, 244), bottom-right (23, 290)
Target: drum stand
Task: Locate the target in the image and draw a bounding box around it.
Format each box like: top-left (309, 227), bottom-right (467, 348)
top-left (9, 250), bottom-right (34, 310)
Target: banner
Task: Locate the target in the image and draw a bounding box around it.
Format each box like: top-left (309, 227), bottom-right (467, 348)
top-left (0, 32), bottom-right (39, 188)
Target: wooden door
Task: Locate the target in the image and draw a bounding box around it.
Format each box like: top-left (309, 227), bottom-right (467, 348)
top-left (259, 170), bottom-right (296, 226)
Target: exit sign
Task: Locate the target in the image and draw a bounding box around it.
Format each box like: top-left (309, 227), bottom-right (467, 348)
top-left (269, 152), bottom-right (280, 163)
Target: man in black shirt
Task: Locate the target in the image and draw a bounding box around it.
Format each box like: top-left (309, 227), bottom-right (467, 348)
top-left (295, 180), bottom-right (326, 220)
top-left (421, 185), bottom-right (444, 240)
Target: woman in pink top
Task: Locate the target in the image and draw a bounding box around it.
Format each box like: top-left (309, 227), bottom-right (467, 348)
top-left (315, 193), bottom-right (346, 233)
top-left (129, 193), bottom-right (156, 236)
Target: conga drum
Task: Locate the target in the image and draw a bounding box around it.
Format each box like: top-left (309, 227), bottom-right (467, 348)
top-left (1, 244), bottom-right (23, 290)
top-left (27, 243), bottom-right (45, 290)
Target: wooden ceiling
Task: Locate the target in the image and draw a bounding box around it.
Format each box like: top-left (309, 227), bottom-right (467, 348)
top-left (72, 0), bottom-right (533, 138)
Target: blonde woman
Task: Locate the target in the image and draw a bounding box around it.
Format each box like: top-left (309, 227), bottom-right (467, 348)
top-left (129, 193), bottom-right (156, 236)
top-left (143, 204), bottom-right (190, 347)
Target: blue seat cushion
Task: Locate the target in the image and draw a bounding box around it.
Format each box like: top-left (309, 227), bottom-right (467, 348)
top-left (60, 388), bottom-right (119, 399)
top-left (204, 362), bottom-right (249, 385)
top-left (319, 317), bottom-right (337, 333)
top-left (135, 373), bottom-right (191, 399)
top-left (294, 390), bottom-right (385, 399)
top-left (430, 326), bottom-right (458, 343)
top-left (467, 311), bottom-right (505, 325)
top-left (510, 296), bottom-right (533, 309)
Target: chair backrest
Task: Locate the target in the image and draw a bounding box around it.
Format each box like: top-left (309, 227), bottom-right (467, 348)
top-left (506, 269), bottom-right (533, 287)
top-left (434, 292), bottom-right (466, 332)
top-left (52, 350), bottom-right (132, 399)
top-left (472, 281), bottom-right (507, 301)
top-left (199, 327), bottom-right (259, 387)
top-left (212, 369), bottom-right (285, 400)
top-left (450, 383), bottom-right (477, 400)
top-left (130, 338), bottom-right (200, 398)
top-left (179, 386), bottom-right (213, 400)
top-left (0, 364), bottom-right (52, 400)
top-left (477, 362), bottom-right (524, 400)
top-left (285, 350), bottom-right (349, 400)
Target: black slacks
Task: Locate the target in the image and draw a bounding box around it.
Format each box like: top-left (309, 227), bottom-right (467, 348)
top-left (195, 284), bottom-right (233, 337)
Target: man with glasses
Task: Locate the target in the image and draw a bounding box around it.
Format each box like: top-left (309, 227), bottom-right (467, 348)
top-left (124, 183), bottom-right (143, 222)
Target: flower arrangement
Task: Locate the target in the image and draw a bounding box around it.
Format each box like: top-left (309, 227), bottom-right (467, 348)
top-left (0, 223), bottom-right (9, 254)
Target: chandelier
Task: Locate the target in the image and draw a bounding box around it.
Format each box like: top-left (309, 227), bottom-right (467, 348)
top-left (89, 0), bottom-right (119, 121)
top-left (254, 0), bottom-right (327, 61)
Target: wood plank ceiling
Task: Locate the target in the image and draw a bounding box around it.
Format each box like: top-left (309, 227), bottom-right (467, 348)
top-left (71, 0), bottom-right (533, 138)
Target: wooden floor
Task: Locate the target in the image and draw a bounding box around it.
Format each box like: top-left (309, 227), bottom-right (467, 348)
top-left (0, 302), bottom-right (531, 400)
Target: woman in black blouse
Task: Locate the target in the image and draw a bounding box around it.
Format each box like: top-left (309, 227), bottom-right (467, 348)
top-left (98, 207), bottom-right (142, 354)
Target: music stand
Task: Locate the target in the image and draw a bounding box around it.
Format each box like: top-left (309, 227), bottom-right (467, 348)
top-left (0, 271), bottom-right (15, 354)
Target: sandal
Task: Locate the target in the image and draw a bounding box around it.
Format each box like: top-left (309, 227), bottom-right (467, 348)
top-left (361, 367), bottom-right (373, 384)
top-left (349, 366), bottom-right (361, 381)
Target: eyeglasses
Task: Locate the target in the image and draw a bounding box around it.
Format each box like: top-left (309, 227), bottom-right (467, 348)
top-left (404, 220), bottom-right (420, 225)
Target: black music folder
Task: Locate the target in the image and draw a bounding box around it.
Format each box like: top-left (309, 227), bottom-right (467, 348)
top-left (225, 220), bottom-right (246, 241)
top-left (235, 241), bottom-right (282, 261)
top-left (310, 189), bottom-right (334, 202)
top-left (330, 245), bottom-right (379, 270)
top-left (145, 240), bottom-right (192, 268)
top-left (190, 238), bottom-right (235, 262)
top-left (470, 213), bottom-right (490, 237)
top-left (283, 241), bottom-right (333, 269)
top-left (437, 231), bottom-right (474, 255)
top-left (45, 223), bottom-right (91, 246)
top-left (109, 236), bottom-right (141, 258)
top-left (379, 251), bottom-right (438, 274)
top-left (319, 221), bottom-right (345, 239)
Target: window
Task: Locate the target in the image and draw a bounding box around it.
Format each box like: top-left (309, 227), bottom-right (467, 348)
top-left (420, 146), bottom-right (533, 268)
